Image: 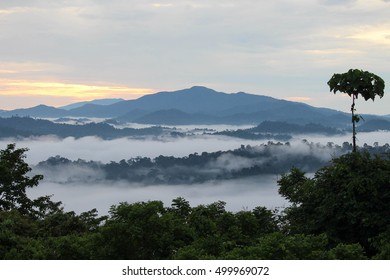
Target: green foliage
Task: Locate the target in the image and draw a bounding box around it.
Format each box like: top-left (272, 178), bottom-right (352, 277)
top-left (0, 210), bottom-right (39, 259)
top-left (328, 69), bottom-right (385, 101)
top-left (278, 167), bottom-right (309, 205)
top-left (370, 228), bottom-right (390, 259)
top-left (278, 151), bottom-right (390, 256)
top-left (0, 144), bottom-right (106, 259)
top-left (38, 209), bottom-right (105, 237)
top-left (222, 233), bottom-right (329, 260)
top-left (0, 143), bottom-right (64, 219)
top-left (42, 234), bottom-right (95, 260)
top-left (1, 144), bottom-right (389, 260)
top-left (327, 243), bottom-right (367, 260)
top-left (327, 69), bottom-right (385, 151)
top-left (0, 144), bottom-right (43, 215)
top-left (94, 201), bottom-right (177, 259)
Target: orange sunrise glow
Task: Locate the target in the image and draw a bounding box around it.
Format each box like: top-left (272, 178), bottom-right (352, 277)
top-left (0, 79), bottom-right (154, 109)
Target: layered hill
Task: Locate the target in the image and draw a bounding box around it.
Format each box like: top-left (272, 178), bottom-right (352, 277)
top-left (0, 86), bottom-right (361, 126)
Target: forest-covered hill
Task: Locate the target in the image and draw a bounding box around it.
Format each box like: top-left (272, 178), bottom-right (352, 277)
top-left (0, 116), bottom-right (350, 140)
top-left (33, 141), bottom-right (389, 185)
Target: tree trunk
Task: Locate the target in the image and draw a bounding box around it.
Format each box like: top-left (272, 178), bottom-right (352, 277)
top-left (351, 95), bottom-right (357, 152)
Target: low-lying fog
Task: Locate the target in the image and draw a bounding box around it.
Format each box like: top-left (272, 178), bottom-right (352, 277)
top-left (2, 128), bottom-right (389, 215)
top-left (1, 131), bottom-right (389, 165)
top-left (1, 135), bottom-right (270, 165)
top-left (27, 176), bottom-right (287, 215)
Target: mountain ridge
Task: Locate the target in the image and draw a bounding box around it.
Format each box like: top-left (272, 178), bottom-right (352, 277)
top-left (59, 98), bottom-right (124, 110)
top-left (0, 85), bottom-right (375, 126)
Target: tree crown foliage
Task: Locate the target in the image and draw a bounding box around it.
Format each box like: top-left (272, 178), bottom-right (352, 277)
top-left (328, 69), bottom-right (385, 101)
top-left (327, 69), bottom-right (385, 152)
top-left (278, 151), bottom-right (390, 256)
top-left (0, 144), bottom-right (59, 217)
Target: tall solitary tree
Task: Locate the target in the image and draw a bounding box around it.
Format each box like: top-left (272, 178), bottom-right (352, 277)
top-left (327, 69), bottom-right (385, 152)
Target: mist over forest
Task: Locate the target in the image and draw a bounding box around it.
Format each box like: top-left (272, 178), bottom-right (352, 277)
top-left (6, 128), bottom-right (384, 215)
top-left (1, 120), bottom-right (390, 260)
top-left (27, 176), bottom-right (288, 215)
top-left (1, 114), bottom-right (389, 216)
top-left (32, 141), bottom-right (351, 185)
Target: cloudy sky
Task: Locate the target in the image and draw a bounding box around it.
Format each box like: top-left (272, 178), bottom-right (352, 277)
top-left (1, 0), bottom-right (390, 114)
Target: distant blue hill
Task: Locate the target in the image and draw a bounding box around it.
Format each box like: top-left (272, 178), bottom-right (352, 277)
top-left (0, 116), bottom-right (165, 139)
top-left (0, 85), bottom-right (376, 127)
top-left (249, 121), bottom-right (342, 135)
top-left (0, 105), bottom-right (67, 118)
top-left (65, 86), bottom-right (280, 118)
top-left (59, 98), bottom-right (124, 110)
top-left (358, 119), bottom-right (390, 132)
top-left (132, 109), bottom-right (221, 125)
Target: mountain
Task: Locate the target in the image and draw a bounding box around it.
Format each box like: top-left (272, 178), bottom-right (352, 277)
top-left (132, 109), bottom-right (221, 125)
top-left (106, 86), bottom-right (352, 126)
top-left (115, 109), bottom-right (150, 123)
top-left (0, 116), bottom-right (165, 139)
top-left (59, 98), bottom-right (124, 110)
top-left (0, 105), bottom-right (66, 118)
top-left (129, 86), bottom-right (279, 114)
top-left (0, 86), bottom-right (366, 126)
top-left (358, 119), bottom-right (390, 132)
top-left (64, 86), bottom-right (278, 118)
top-left (248, 121), bottom-right (342, 135)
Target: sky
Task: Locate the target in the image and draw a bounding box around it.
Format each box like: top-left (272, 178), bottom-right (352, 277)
top-left (1, 0), bottom-right (390, 114)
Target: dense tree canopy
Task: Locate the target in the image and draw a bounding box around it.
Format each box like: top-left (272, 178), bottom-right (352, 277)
top-left (0, 144), bottom-right (61, 218)
top-left (1, 144), bottom-right (389, 259)
top-left (278, 151), bottom-right (390, 256)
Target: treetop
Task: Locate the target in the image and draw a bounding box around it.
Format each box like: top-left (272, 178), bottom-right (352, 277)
top-left (327, 69), bottom-right (385, 101)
